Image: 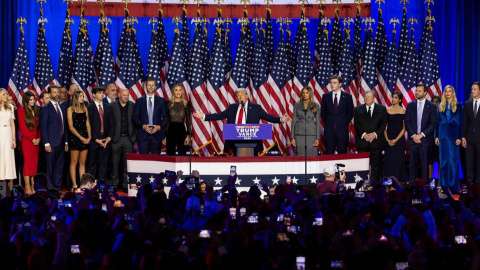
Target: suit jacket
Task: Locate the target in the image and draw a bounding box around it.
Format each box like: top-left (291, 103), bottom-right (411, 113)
top-left (405, 100), bottom-right (436, 146)
top-left (103, 97), bottom-right (118, 104)
top-left (111, 100), bottom-right (136, 144)
top-left (40, 102), bottom-right (68, 147)
top-left (354, 103), bottom-right (387, 149)
top-left (435, 103), bottom-right (463, 140)
top-left (87, 102), bottom-right (114, 141)
top-left (133, 95), bottom-right (168, 141)
top-left (321, 91), bottom-right (354, 141)
top-left (205, 102), bottom-right (282, 124)
top-left (463, 99), bottom-right (480, 143)
top-left (291, 102), bottom-right (321, 138)
top-left (205, 102), bottom-right (282, 153)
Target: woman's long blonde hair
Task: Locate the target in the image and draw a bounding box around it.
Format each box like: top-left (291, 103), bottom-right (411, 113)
top-left (169, 84), bottom-right (188, 108)
top-left (0, 88), bottom-right (12, 112)
top-left (438, 85), bottom-right (457, 113)
top-left (71, 90), bottom-right (86, 113)
top-left (302, 87), bottom-right (317, 114)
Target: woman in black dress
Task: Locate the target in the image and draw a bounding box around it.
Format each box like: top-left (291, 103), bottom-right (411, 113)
top-left (383, 91), bottom-right (407, 182)
top-left (164, 84), bottom-right (191, 156)
top-left (67, 90), bottom-right (91, 190)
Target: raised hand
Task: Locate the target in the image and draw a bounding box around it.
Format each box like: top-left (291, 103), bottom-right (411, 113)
top-left (193, 111), bottom-right (205, 119)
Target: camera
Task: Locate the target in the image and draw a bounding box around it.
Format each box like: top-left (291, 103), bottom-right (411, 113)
top-left (355, 191), bottom-right (365, 198)
top-left (312, 217), bottom-right (323, 226)
top-left (70, 245), bottom-right (80, 254)
top-left (247, 215), bottom-right (258, 224)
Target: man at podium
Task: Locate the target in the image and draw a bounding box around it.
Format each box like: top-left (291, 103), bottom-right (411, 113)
top-left (193, 88), bottom-right (289, 156)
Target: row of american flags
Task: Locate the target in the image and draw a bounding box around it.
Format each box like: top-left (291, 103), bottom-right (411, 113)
top-left (7, 1), bottom-right (441, 157)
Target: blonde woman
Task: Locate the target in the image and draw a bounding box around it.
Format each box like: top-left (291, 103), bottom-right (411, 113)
top-left (291, 87), bottom-right (321, 156)
top-left (434, 85), bottom-right (463, 193)
top-left (0, 89), bottom-right (16, 191)
top-left (165, 84), bottom-right (191, 156)
top-left (67, 90), bottom-right (91, 191)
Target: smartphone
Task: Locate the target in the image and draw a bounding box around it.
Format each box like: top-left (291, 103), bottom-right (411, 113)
top-left (64, 200), bottom-right (72, 208)
top-left (229, 208), bottom-right (236, 219)
top-left (455, 235), bottom-right (467, 244)
top-left (462, 184), bottom-right (468, 194)
top-left (70, 244), bottom-right (80, 254)
top-left (247, 215), bottom-right (258, 224)
top-left (337, 181), bottom-right (345, 192)
top-left (284, 214), bottom-right (291, 226)
top-left (277, 214), bottom-right (284, 222)
top-left (58, 199), bottom-right (64, 207)
top-left (21, 201), bottom-right (29, 209)
top-left (217, 191), bottom-right (222, 202)
top-left (296, 256), bottom-right (305, 270)
top-left (342, 230), bottom-right (353, 236)
top-left (287, 226), bottom-right (298, 234)
top-left (395, 262), bottom-right (408, 270)
top-left (312, 217), bottom-right (323, 226)
top-left (51, 215), bottom-right (57, 221)
top-left (101, 203), bottom-right (108, 212)
top-left (108, 185), bottom-right (114, 194)
top-left (355, 191), bottom-right (365, 198)
top-left (240, 207), bottom-right (246, 217)
top-left (437, 186), bottom-right (443, 193)
top-left (230, 165), bottom-right (236, 176)
top-left (378, 235), bottom-right (388, 242)
top-left (199, 230), bottom-right (211, 238)
top-left (113, 200), bottom-right (124, 208)
top-left (331, 261), bottom-right (343, 268)
top-left (286, 175), bottom-right (292, 185)
top-left (429, 179), bottom-right (436, 190)
top-left (383, 178), bottom-right (392, 186)
top-left (165, 170), bottom-right (175, 177)
top-left (99, 182), bottom-right (106, 192)
top-left (159, 217), bottom-right (166, 225)
top-left (411, 199), bottom-right (423, 205)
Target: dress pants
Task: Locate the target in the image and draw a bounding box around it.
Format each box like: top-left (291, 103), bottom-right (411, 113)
top-left (138, 136), bottom-right (161, 155)
top-left (88, 141), bottom-right (111, 181)
top-left (465, 142), bottom-right (480, 184)
top-left (325, 131), bottom-right (348, 155)
top-left (409, 144), bottom-right (431, 182)
top-left (45, 144), bottom-right (65, 190)
top-left (357, 146), bottom-right (383, 182)
top-left (111, 136), bottom-right (134, 188)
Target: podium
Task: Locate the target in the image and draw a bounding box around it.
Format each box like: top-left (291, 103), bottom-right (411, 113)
top-left (223, 124), bottom-right (273, 157)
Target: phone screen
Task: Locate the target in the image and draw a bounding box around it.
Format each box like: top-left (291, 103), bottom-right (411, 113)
top-left (70, 244), bottom-right (80, 254)
top-left (296, 256), bottom-right (305, 270)
top-left (455, 235), bottom-right (467, 244)
top-left (199, 230), bottom-right (211, 238)
top-left (230, 166), bottom-right (236, 176)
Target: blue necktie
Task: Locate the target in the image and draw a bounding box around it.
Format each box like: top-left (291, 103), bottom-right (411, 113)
top-left (148, 97), bottom-right (153, 125)
top-left (417, 101), bottom-right (423, 134)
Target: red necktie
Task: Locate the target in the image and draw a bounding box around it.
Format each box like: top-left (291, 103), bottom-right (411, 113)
top-left (99, 104), bottom-right (104, 133)
top-left (237, 104), bottom-right (244, 124)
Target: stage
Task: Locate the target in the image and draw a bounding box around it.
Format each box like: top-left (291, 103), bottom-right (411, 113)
top-left (126, 153), bottom-right (370, 192)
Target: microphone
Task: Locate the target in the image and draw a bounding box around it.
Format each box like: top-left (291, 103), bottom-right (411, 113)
top-left (240, 101), bottom-right (245, 107)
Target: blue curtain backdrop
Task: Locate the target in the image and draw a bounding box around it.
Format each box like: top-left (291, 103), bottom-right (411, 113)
top-left (1, 0), bottom-right (480, 103)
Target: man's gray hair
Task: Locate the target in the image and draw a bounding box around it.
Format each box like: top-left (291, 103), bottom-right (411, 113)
top-left (364, 89), bottom-right (376, 97)
top-left (235, 88), bottom-right (248, 94)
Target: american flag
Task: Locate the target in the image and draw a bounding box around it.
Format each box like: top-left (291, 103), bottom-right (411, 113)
top-left (285, 29), bottom-right (296, 81)
top-left (223, 20), bottom-right (235, 103)
top-left (166, 29), bottom-right (191, 110)
top-left (207, 16), bottom-right (229, 154)
top-left (189, 20), bottom-right (214, 156)
top-left (338, 30), bottom-right (357, 152)
top-left (292, 9), bottom-right (305, 60)
top-left (283, 32), bottom-right (295, 133)
top-left (145, 20), bottom-right (161, 93)
top-left (312, 21), bottom-right (333, 105)
top-left (180, 7), bottom-right (191, 75)
top-left (395, 28), bottom-right (419, 107)
top-left (419, 22), bottom-right (442, 98)
top-left (381, 32), bottom-right (399, 95)
top-left (94, 17), bottom-right (116, 87)
top-left (115, 17), bottom-right (145, 101)
top-left (359, 28), bottom-right (376, 100)
top-left (264, 8), bottom-right (274, 71)
top-left (330, 8), bottom-right (343, 74)
top-left (230, 26), bottom-right (252, 97)
top-left (373, 9), bottom-right (392, 107)
top-left (157, 9), bottom-right (170, 98)
top-left (267, 32), bottom-right (290, 155)
top-left (56, 8), bottom-right (74, 89)
top-left (397, 6), bottom-right (409, 67)
top-left (33, 15), bottom-right (58, 100)
top-left (353, 6), bottom-right (363, 105)
top-left (292, 19), bottom-right (315, 120)
top-left (251, 29), bottom-right (274, 155)
top-left (7, 28), bottom-right (31, 108)
top-left (72, 18), bottom-right (96, 103)
top-left (242, 10), bottom-right (255, 69)
top-left (313, 8), bottom-right (324, 70)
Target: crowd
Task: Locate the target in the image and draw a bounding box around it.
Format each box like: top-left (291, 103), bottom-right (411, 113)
top-left (0, 168), bottom-right (480, 269)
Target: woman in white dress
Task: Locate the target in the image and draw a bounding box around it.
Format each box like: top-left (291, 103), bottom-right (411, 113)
top-left (0, 88), bottom-right (16, 192)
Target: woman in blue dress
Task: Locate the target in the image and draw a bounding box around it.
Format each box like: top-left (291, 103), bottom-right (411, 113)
top-left (435, 85), bottom-right (463, 193)
top-left (383, 91), bottom-right (407, 182)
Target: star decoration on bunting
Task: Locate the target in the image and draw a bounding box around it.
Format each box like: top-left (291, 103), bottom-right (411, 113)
top-left (214, 177), bottom-right (223, 185)
top-left (272, 177), bottom-right (280, 185)
top-left (235, 178), bottom-right (242, 185)
top-left (162, 178), bottom-right (168, 185)
top-left (149, 176), bottom-right (155, 183)
top-left (136, 175), bottom-right (142, 182)
top-left (292, 176), bottom-right (299, 184)
top-left (310, 176), bottom-right (318, 184)
top-left (253, 177), bottom-right (261, 185)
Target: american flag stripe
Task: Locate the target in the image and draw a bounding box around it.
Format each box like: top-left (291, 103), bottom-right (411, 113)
top-left (419, 21), bottom-right (442, 99)
top-left (374, 8), bottom-right (391, 107)
top-left (8, 29), bottom-right (32, 108)
top-left (395, 28), bottom-right (419, 107)
top-left (33, 18), bottom-right (58, 101)
top-left (353, 6), bottom-right (363, 106)
top-left (157, 9), bottom-right (170, 98)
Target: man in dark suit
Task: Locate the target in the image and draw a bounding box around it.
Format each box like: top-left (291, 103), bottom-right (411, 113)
top-left (133, 78), bottom-right (168, 155)
top-left (103, 83), bottom-right (118, 104)
top-left (40, 85), bottom-right (69, 190)
top-left (321, 75), bottom-right (354, 154)
top-left (405, 83), bottom-right (436, 181)
top-left (462, 82), bottom-right (480, 183)
top-left (62, 83), bottom-right (88, 108)
top-left (193, 88), bottom-right (289, 155)
top-left (87, 86), bottom-right (113, 181)
top-left (111, 88), bottom-right (137, 190)
top-left (354, 90), bottom-right (387, 182)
